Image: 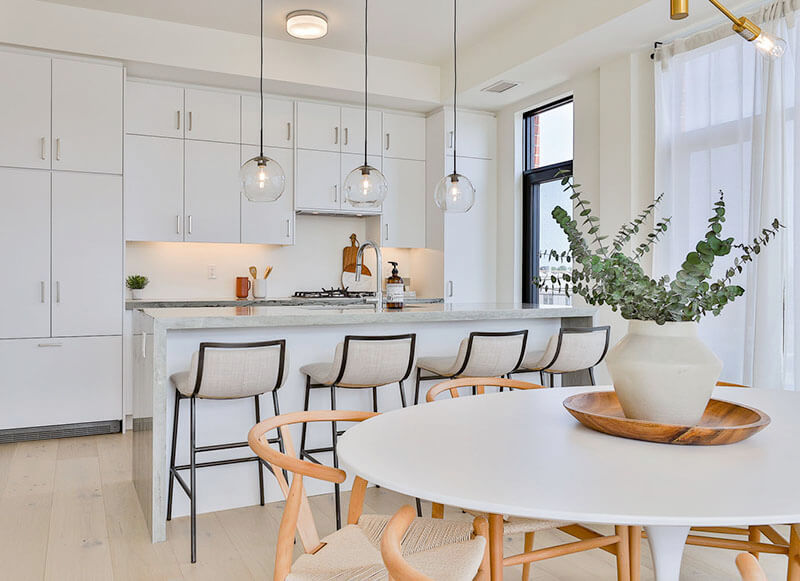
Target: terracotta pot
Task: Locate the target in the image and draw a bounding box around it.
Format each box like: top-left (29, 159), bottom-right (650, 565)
top-left (606, 320), bottom-right (722, 425)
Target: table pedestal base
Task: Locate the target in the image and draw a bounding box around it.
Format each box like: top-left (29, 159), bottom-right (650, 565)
top-left (645, 526), bottom-right (690, 581)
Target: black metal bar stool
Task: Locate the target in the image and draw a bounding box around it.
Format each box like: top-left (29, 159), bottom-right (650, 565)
top-left (413, 330), bottom-right (529, 404)
top-left (298, 333), bottom-right (416, 529)
top-left (167, 340), bottom-right (287, 563)
top-left (510, 326), bottom-right (611, 386)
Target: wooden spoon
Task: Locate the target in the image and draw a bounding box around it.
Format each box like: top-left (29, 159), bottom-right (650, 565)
top-left (249, 266), bottom-right (258, 279)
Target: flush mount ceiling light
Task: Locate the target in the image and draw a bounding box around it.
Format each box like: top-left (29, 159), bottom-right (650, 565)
top-left (670, 0), bottom-right (786, 58)
top-left (286, 10), bottom-right (328, 39)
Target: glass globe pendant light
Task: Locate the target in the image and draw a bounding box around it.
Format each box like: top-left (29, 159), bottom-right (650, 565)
top-left (241, 0), bottom-right (286, 202)
top-left (343, 0), bottom-right (388, 209)
top-left (434, 0), bottom-right (475, 214)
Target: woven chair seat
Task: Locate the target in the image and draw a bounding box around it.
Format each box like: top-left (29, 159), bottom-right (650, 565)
top-left (288, 514), bottom-right (485, 581)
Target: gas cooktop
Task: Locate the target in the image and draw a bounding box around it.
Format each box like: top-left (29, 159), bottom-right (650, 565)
top-left (293, 287), bottom-right (376, 299)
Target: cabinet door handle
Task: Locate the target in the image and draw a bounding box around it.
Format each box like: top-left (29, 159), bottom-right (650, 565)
top-left (56, 281), bottom-right (61, 303)
top-left (285, 218), bottom-right (291, 237)
top-left (40, 281), bottom-right (46, 303)
top-left (187, 215), bottom-right (193, 235)
top-left (177, 110), bottom-right (181, 130)
top-left (287, 122), bottom-right (292, 141)
top-left (385, 133), bottom-right (390, 151)
top-left (448, 280), bottom-right (454, 298)
top-left (176, 214), bottom-right (182, 235)
top-left (141, 332), bottom-right (147, 358)
top-left (41, 137), bottom-right (47, 160)
top-left (188, 111), bottom-right (193, 131)
top-left (384, 223), bottom-right (389, 241)
top-left (334, 127), bottom-right (339, 145)
top-left (344, 127), bottom-right (349, 146)
top-left (38, 342), bottom-right (63, 348)
top-left (56, 138), bottom-right (61, 161)
top-left (332, 184), bottom-right (338, 202)
top-left (449, 131), bottom-right (454, 149)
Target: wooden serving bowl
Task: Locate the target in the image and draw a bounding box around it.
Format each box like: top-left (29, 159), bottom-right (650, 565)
top-left (563, 391), bottom-right (771, 445)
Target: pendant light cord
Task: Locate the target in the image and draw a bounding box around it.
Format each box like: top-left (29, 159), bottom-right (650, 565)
top-left (259, 0), bottom-right (264, 157)
top-left (364, 0), bottom-right (369, 167)
top-left (452, 0), bottom-right (458, 175)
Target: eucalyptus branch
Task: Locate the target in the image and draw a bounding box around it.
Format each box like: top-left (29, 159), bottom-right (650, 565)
top-left (532, 180), bottom-right (783, 324)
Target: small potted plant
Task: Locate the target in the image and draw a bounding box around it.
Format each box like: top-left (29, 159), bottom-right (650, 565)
top-left (536, 177), bottom-right (782, 425)
top-left (126, 274), bottom-right (149, 300)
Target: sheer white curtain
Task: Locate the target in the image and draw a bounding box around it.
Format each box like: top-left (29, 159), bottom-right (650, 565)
top-left (654, 0), bottom-right (799, 390)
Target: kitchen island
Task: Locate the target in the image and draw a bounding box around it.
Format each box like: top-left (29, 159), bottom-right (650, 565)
top-left (131, 303), bottom-right (596, 542)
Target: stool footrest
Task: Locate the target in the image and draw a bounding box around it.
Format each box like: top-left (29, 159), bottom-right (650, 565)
top-left (174, 456), bottom-right (265, 471)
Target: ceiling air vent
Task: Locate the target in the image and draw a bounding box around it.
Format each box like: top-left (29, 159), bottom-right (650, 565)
top-left (481, 80), bottom-right (519, 94)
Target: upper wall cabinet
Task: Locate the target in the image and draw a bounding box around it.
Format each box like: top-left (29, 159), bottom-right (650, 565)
top-left (241, 95), bottom-right (294, 148)
top-left (341, 107), bottom-right (382, 156)
top-left (444, 110), bottom-right (496, 159)
top-left (0, 52), bottom-right (52, 170)
top-left (52, 59), bottom-right (123, 174)
top-left (126, 81), bottom-right (184, 139)
top-left (184, 140), bottom-right (241, 243)
top-left (296, 102), bottom-right (341, 152)
top-left (125, 134), bottom-right (184, 242)
top-left (184, 88), bottom-right (240, 143)
top-left (383, 113), bottom-right (425, 161)
top-left (241, 145), bottom-right (295, 245)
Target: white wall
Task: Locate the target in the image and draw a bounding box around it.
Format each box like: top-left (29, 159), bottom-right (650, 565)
top-left (125, 215), bottom-right (420, 299)
top-left (495, 49), bottom-right (656, 381)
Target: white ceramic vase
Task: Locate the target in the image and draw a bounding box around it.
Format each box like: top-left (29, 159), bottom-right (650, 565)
top-left (606, 320), bottom-right (722, 425)
top-left (130, 289), bottom-right (144, 300)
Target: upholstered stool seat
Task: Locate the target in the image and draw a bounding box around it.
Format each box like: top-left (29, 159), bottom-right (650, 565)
top-left (167, 340), bottom-right (287, 563)
top-left (287, 514), bottom-right (485, 581)
top-left (414, 330), bottom-right (528, 405)
top-left (300, 334), bottom-right (417, 529)
top-left (512, 326), bottom-right (611, 387)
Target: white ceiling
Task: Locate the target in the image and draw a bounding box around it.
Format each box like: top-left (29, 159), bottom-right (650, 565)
top-left (40, 0), bottom-right (539, 66)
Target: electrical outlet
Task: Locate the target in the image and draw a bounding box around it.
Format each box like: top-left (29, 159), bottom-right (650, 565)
top-left (208, 265), bottom-right (217, 279)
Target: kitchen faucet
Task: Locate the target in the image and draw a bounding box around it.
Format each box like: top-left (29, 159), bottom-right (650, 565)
top-left (355, 240), bottom-right (382, 307)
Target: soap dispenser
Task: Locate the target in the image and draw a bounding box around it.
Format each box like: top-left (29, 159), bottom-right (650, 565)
top-left (386, 261), bottom-right (404, 309)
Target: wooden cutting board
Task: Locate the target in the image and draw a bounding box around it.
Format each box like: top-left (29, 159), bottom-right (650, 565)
top-left (342, 233), bottom-right (371, 275)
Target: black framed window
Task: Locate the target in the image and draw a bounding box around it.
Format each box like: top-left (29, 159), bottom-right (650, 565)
top-left (522, 97), bottom-right (574, 304)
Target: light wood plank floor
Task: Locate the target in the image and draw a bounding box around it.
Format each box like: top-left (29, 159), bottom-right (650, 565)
top-left (0, 432), bottom-right (790, 580)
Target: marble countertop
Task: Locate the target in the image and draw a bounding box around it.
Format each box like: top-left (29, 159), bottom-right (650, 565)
top-left (125, 296), bottom-right (443, 310)
top-left (138, 303), bottom-right (596, 331)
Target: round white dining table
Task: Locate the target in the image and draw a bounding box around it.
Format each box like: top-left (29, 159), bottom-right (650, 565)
top-left (336, 386), bottom-right (800, 581)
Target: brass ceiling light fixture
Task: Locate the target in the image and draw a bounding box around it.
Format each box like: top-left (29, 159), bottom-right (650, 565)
top-left (670, 0), bottom-right (787, 58)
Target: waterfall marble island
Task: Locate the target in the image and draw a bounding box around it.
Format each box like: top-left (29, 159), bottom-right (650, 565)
top-left (131, 302), bottom-right (596, 542)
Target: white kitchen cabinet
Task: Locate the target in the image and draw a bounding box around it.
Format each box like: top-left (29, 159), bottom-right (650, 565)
top-left (0, 168), bottom-right (51, 339)
top-left (126, 81), bottom-right (184, 139)
top-left (0, 52), bottom-right (51, 170)
top-left (340, 153), bottom-right (382, 214)
top-left (184, 88), bottom-right (240, 143)
top-left (444, 110), bottom-right (496, 159)
top-left (443, 156), bottom-right (496, 303)
top-left (341, 107), bottom-right (382, 156)
top-left (295, 149), bottom-right (341, 211)
top-left (242, 95), bottom-right (294, 148)
top-left (51, 58), bottom-right (123, 174)
top-left (51, 172), bottom-right (122, 337)
top-left (383, 113), bottom-right (425, 161)
top-left (380, 158), bottom-right (426, 248)
top-left (184, 140), bottom-right (241, 243)
top-left (124, 135), bottom-right (184, 242)
top-left (0, 336), bottom-right (122, 430)
top-left (296, 102), bottom-right (341, 152)
top-left (241, 145), bottom-right (295, 245)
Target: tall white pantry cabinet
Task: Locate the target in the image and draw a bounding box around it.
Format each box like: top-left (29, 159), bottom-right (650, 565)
top-left (0, 50), bottom-right (123, 435)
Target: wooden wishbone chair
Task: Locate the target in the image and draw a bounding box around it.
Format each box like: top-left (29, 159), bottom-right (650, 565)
top-left (737, 552), bottom-right (769, 581)
top-left (426, 378), bottom-right (632, 581)
top-left (381, 505), bottom-right (490, 581)
top-left (679, 382), bottom-right (800, 581)
top-left (248, 410), bottom-right (491, 581)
